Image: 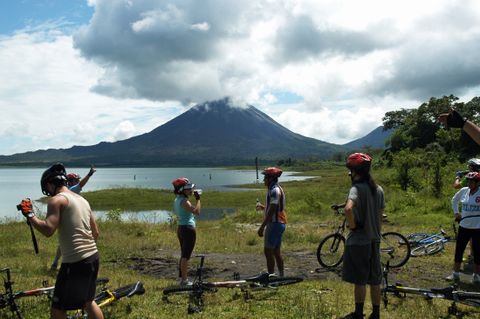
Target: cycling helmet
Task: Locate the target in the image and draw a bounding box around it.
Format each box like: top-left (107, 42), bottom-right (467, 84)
top-left (172, 177), bottom-right (194, 192)
top-left (261, 167), bottom-right (283, 178)
top-left (467, 158), bottom-right (480, 171)
top-left (41, 163), bottom-right (67, 196)
top-left (67, 173), bottom-right (81, 181)
top-left (346, 153), bottom-right (372, 170)
top-left (465, 171), bottom-right (480, 182)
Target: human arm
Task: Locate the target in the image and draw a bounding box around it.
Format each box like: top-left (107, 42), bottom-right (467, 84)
top-left (90, 212), bottom-right (99, 240)
top-left (344, 198), bottom-right (357, 230)
top-left (438, 110), bottom-right (480, 145)
top-left (28, 196), bottom-right (65, 237)
top-left (180, 196), bottom-right (201, 216)
top-left (257, 203), bottom-right (277, 237)
top-left (451, 189), bottom-right (464, 221)
top-left (79, 165), bottom-right (96, 189)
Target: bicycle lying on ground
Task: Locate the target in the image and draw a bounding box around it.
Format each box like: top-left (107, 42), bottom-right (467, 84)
top-left (407, 225), bottom-right (456, 257)
top-left (316, 205), bottom-right (411, 269)
top-left (162, 254), bottom-right (303, 314)
top-left (1, 267), bottom-right (145, 319)
top-left (382, 262), bottom-right (480, 318)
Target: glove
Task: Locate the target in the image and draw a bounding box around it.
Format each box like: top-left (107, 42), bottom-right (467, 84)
top-left (17, 198), bottom-right (35, 218)
top-left (455, 171), bottom-right (466, 178)
top-left (194, 191), bottom-right (201, 200)
top-left (447, 110), bottom-right (467, 128)
top-left (88, 166), bottom-right (96, 177)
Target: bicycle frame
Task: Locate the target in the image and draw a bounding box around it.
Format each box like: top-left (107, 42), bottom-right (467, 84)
top-left (163, 255), bottom-right (303, 313)
top-left (382, 263), bottom-right (480, 317)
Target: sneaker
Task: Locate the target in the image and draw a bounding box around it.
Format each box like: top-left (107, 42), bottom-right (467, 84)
top-left (341, 312), bottom-right (364, 319)
top-left (180, 279), bottom-right (193, 287)
top-left (445, 272), bottom-right (460, 282)
top-left (472, 273), bottom-right (480, 285)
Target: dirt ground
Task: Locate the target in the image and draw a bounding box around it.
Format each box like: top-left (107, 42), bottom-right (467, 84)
top-left (125, 249), bottom-right (341, 282)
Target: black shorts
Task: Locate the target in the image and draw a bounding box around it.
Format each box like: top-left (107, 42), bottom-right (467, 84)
top-left (177, 225), bottom-right (196, 259)
top-left (52, 253), bottom-right (100, 311)
top-left (342, 241), bottom-right (382, 285)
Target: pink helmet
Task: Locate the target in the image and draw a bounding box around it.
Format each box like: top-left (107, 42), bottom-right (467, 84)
top-left (67, 173), bottom-right (81, 181)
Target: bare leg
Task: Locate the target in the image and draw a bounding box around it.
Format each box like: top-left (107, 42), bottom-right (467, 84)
top-left (180, 257), bottom-right (189, 280)
top-left (273, 248), bottom-right (284, 276)
top-left (370, 284), bottom-right (381, 305)
top-left (264, 247), bottom-right (275, 274)
top-left (354, 284), bottom-right (366, 303)
top-left (50, 307), bottom-right (67, 319)
top-left (84, 301), bottom-right (104, 319)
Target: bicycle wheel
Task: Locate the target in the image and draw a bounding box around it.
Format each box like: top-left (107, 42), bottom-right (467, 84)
top-left (163, 285), bottom-right (196, 296)
top-left (410, 241), bottom-right (444, 257)
top-left (381, 232), bottom-right (411, 268)
top-left (317, 234), bottom-right (345, 268)
top-left (266, 276), bottom-right (303, 288)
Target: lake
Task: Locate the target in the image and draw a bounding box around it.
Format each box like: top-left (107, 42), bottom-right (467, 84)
top-left (0, 167), bottom-right (310, 222)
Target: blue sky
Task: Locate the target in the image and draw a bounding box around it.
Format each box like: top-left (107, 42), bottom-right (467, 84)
top-left (1, 0), bottom-right (480, 156)
top-left (0, 1), bottom-right (92, 33)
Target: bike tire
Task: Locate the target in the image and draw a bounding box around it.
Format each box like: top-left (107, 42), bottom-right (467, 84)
top-left (406, 233), bottom-right (429, 247)
top-left (163, 285), bottom-right (196, 296)
top-left (381, 232), bottom-right (411, 268)
top-left (317, 234), bottom-right (345, 268)
top-left (266, 276), bottom-right (303, 287)
top-left (410, 241), bottom-right (444, 257)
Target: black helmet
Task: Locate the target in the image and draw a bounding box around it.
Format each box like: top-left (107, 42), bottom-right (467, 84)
top-left (41, 163), bottom-right (67, 196)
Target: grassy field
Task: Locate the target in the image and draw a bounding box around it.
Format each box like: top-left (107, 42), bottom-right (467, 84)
top-left (1, 163), bottom-right (478, 318)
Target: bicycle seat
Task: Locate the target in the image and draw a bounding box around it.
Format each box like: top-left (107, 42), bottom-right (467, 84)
top-left (127, 282), bottom-right (145, 297)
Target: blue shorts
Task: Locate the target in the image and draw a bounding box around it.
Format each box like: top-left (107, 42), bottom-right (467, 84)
top-left (264, 223), bottom-right (286, 249)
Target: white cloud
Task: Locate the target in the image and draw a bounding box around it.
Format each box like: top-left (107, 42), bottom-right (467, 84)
top-left (1, 0), bottom-right (480, 154)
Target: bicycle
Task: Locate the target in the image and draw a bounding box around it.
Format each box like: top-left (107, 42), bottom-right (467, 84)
top-left (162, 254), bottom-right (303, 313)
top-left (1, 268), bottom-right (55, 319)
top-left (382, 262), bottom-right (480, 317)
top-left (1, 267), bottom-right (144, 319)
top-left (407, 226), bottom-right (454, 256)
top-left (68, 280), bottom-right (145, 318)
top-left (316, 205), bottom-right (411, 268)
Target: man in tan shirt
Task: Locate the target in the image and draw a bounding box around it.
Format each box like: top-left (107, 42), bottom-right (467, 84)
top-left (20, 163), bottom-right (103, 319)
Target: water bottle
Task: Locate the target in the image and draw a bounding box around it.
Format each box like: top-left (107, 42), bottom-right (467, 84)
top-left (194, 189), bottom-right (203, 195)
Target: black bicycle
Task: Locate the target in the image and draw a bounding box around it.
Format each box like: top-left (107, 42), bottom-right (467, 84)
top-left (163, 255), bottom-right (303, 313)
top-left (382, 262), bottom-right (480, 317)
top-left (317, 205), bottom-right (411, 268)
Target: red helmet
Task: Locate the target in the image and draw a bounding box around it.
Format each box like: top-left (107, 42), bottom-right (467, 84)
top-left (346, 153), bottom-right (372, 170)
top-left (261, 167), bottom-right (283, 178)
top-left (172, 177), bottom-right (194, 191)
top-left (465, 171), bottom-right (480, 182)
top-left (67, 173), bottom-right (81, 181)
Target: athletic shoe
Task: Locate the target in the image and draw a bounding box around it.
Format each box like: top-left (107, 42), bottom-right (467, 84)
top-left (472, 273), bottom-right (480, 285)
top-left (445, 272), bottom-right (460, 282)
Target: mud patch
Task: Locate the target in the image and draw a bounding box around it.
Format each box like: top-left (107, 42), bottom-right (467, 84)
top-left (123, 249), bottom-right (341, 282)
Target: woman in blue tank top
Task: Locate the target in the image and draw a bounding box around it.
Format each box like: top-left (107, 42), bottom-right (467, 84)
top-left (172, 177), bottom-right (201, 286)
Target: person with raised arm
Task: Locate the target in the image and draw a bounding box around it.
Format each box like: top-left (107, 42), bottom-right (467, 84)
top-left (438, 109), bottom-right (480, 145)
top-left (18, 163), bottom-right (103, 319)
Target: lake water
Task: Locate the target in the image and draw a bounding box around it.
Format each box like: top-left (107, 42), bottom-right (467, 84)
top-left (0, 167), bottom-right (310, 222)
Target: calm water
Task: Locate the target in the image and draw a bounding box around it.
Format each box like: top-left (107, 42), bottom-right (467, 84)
top-left (0, 167), bottom-right (309, 221)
